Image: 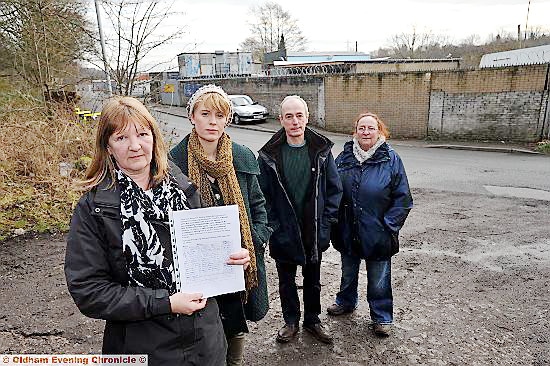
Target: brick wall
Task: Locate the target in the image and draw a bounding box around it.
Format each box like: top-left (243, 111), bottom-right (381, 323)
top-left (428, 91), bottom-right (547, 141)
top-left (355, 61), bottom-right (459, 73)
top-left (177, 64), bottom-right (550, 142)
top-left (430, 65), bottom-right (547, 93)
top-left (324, 73), bottom-right (431, 138)
top-left (429, 65), bottom-right (549, 141)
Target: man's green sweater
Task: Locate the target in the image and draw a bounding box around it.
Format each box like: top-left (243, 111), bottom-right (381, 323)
top-left (281, 141), bottom-right (311, 222)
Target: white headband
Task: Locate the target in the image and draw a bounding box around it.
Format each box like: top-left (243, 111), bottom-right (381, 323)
top-left (186, 84), bottom-right (232, 123)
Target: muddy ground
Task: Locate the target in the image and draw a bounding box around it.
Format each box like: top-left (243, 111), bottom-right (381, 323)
top-left (0, 188), bottom-right (549, 365)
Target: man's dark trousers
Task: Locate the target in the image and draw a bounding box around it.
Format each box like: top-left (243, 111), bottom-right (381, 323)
top-left (275, 251), bottom-right (322, 327)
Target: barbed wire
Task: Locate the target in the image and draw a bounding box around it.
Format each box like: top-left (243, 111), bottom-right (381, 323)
top-left (261, 64), bottom-right (354, 76)
top-left (179, 62), bottom-right (478, 81)
top-left (181, 64), bottom-right (355, 81)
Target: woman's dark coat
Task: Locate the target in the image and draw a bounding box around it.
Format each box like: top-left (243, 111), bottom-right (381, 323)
top-left (257, 127), bottom-right (343, 265)
top-left (64, 167), bottom-right (227, 366)
top-left (170, 135), bottom-right (272, 332)
top-left (331, 140), bottom-right (413, 260)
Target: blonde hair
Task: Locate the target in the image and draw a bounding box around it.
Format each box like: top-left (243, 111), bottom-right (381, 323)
top-left (187, 84), bottom-right (232, 124)
top-left (190, 93), bottom-right (232, 122)
top-left (81, 96), bottom-right (169, 190)
top-left (353, 112), bottom-right (390, 139)
top-left (279, 95), bottom-right (309, 118)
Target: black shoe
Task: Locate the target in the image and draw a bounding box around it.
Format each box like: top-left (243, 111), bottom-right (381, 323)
top-left (276, 323), bottom-right (299, 343)
top-left (327, 303), bottom-right (355, 316)
top-left (304, 323), bottom-right (333, 344)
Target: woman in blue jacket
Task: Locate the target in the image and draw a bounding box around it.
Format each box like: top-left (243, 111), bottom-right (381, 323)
top-left (328, 112), bottom-right (413, 337)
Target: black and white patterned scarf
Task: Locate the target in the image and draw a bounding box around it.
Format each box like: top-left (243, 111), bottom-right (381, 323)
top-left (117, 169), bottom-right (190, 295)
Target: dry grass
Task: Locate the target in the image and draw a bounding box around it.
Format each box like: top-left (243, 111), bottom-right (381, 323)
top-left (0, 81), bottom-right (95, 240)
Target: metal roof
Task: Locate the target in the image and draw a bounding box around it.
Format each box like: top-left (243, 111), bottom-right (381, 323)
top-left (479, 44), bottom-right (550, 68)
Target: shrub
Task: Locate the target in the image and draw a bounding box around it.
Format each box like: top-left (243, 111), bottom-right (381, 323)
top-left (535, 140), bottom-right (550, 154)
top-left (0, 85), bottom-right (95, 241)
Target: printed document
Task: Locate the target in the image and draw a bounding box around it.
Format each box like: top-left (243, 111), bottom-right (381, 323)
top-left (169, 204), bottom-right (245, 298)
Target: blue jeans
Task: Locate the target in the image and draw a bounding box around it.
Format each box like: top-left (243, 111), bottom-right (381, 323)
top-left (335, 252), bottom-right (393, 324)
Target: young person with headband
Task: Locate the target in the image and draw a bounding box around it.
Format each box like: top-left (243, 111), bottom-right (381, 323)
top-left (170, 85), bottom-right (271, 366)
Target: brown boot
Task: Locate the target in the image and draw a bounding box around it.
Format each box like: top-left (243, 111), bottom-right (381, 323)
top-left (327, 303), bottom-right (355, 316)
top-left (373, 323), bottom-right (391, 337)
top-left (303, 322), bottom-right (333, 344)
top-left (276, 323), bottom-right (299, 343)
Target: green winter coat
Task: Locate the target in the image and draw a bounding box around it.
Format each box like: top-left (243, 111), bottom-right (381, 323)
top-left (169, 135), bottom-right (272, 327)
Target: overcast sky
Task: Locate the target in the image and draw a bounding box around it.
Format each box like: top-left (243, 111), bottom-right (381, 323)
top-left (90, 0), bottom-right (550, 71)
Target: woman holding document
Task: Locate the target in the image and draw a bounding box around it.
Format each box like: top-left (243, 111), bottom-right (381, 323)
top-left (65, 96), bottom-right (249, 365)
top-left (170, 84), bottom-right (272, 366)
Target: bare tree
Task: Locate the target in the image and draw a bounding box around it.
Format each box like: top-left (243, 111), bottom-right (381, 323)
top-left (0, 0), bottom-right (91, 97)
top-left (96, 0), bottom-right (187, 95)
top-left (370, 25), bottom-right (550, 69)
top-left (240, 36), bottom-right (264, 63)
top-left (525, 26), bottom-right (549, 41)
top-left (240, 1), bottom-right (306, 62)
top-left (486, 29), bottom-right (516, 44)
top-left (390, 27), bottom-right (449, 58)
top-left (459, 34), bottom-right (480, 47)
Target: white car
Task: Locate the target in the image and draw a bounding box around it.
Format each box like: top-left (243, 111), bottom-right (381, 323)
top-left (228, 95), bottom-right (268, 124)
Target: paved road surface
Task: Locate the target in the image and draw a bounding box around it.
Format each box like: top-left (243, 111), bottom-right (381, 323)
top-left (155, 111), bottom-right (550, 199)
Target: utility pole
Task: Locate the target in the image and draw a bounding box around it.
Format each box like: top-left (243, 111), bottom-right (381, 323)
top-left (524, 0), bottom-right (531, 43)
top-left (94, 0), bottom-right (113, 96)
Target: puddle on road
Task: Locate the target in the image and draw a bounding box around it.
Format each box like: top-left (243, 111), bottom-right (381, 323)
top-left (483, 185), bottom-right (550, 201)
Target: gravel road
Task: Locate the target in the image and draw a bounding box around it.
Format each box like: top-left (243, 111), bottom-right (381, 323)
top-left (1, 188), bottom-right (548, 365)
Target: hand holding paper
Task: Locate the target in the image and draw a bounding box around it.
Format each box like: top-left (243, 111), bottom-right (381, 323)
top-left (227, 248), bottom-right (250, 270)
top-left (169, 292), bottom-right (206, 315)
top-left (169, 205), bottom-right (246, 298)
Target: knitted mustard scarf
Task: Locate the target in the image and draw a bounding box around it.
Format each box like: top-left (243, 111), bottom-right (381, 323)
top-left (187, 129), bottom-right (258, 293)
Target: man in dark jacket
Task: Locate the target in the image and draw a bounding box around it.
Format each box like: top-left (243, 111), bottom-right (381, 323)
top-left (257, 95), bottom-right (342, 344)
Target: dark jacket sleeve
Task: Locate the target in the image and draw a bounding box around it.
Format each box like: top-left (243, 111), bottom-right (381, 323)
top-left (64, 195), bottom-right (172, 322)
top-left (323, 151), bottom-right (343, 224)
top-left (247, 172), bottom-right (272, 248)
top-left (257, 156), bottom-right (281, 234)
top-left (383, 153), bottom-right (413, 233)
top-left (168, 159), bottom-right (202, 208)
